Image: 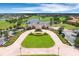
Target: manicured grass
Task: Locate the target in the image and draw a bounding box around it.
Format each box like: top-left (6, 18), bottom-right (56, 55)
top-left (52, 24), bottom-right (79, 30)
top-left (21, 33), bottom-right (55, 48)
top-left (28, 16), bottom-right (52, 22)
top-left (3, 31), bottom-right (24, 47)
top-left (20, 23), bottom-right (28, 28)
top-left (0, 20), bottom-right (14, 30)
top-left (40, 17), bottom-right (53, 22)
top-left (0, 20), bottom-right (28, 30)
top-left (19, 54), bottom-right (59, 56)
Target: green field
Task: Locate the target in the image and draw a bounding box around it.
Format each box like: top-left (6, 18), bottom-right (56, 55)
top-left (19, 54), bottom-right (59, 56)
top-left (0, 20), bottom-right (14, 30)
top-left (40, 17), bottom-right (53, 22)
top-left (52, 24), bottom-right (79, 30)
top-left (21, 33), bottom-right (55, 48)
top-left (0, 20), bottom-right (28, 30)
top-left (20, 23), bottom-right (28, 28)
top-left (28, 15), bottom-right (53, 22)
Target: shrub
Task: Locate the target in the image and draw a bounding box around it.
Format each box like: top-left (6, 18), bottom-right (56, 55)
top-left (58, 26), bottom-right (64, 34)
top-left (35, 29), bottom-right (42, 32)
top-left (26, 27), bottom-right (32, 30)
top-left (31, 25), bottom-right (35, 29)
top-left (32, 31), bottom-right (45, 36)
top-left (74, 37), bottom-right (79, 47)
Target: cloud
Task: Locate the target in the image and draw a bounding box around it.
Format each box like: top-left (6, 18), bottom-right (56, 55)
top-left (39, 4), bottom-right (79, 12)
top-left (2, 3), bottom-right (79, 13)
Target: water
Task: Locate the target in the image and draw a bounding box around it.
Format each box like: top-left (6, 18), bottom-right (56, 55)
top-left (27, 19), bottom-right (40, 24)
top-left (27, 18), bottom-right (49, 26)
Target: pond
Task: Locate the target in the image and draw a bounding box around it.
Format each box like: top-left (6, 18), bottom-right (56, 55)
top-left (27, 19), bottom-right (40, 24)
top-left (26, 18), bottom-right (50, 26)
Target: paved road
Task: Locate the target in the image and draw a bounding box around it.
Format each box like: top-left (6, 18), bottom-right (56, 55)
top-left (0, 29), bottom-right (79, 56)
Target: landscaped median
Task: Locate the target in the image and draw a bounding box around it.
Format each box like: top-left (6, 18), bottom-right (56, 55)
top-left (21, 33), bottom-right (55, 48)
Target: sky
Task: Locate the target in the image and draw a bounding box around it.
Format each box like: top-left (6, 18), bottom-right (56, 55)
top-left (0, 3), bottom-right (79, 13)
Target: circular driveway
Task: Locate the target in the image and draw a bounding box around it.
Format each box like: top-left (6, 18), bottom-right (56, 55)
top-left (0, 29), bottom-right (79, 56)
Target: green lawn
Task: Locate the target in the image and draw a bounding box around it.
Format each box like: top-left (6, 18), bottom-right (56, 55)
top-left (0, 20), bottom-right (28, 30)
top-left (28, 16), bottom-right (52, 22)
top-left (52, 24), bottom-right (79, 30)
top-left (40, 17), bottom-right (53, 22)
top-left (0, 20), bottom-right (14, 30)
top-left (21, 33), bottom-right (55, 48)
top-left (20, 23), bottom-right (28, 28)
top-left (19, 54), bottom-right (59, 56)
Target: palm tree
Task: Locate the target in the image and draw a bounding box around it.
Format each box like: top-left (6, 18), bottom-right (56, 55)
top-left (59, 16), bottom-right (66, 24)
top-left (54, 16), bottom-right (59, 24)
top-left (50, 17), bottom-right (54, 26)
top-left (0, 30), bottom-right (2, 37)
top-left (58, 26), bottom-right (64, 34)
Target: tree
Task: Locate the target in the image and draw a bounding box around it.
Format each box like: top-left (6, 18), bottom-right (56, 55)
top-left (2, 30), bottom-right (8, 38)
top-left (5, 18), bottom-right (17, 24)
top-left (58, 26), bottom-right (64, 34)
top-left (16, 21), bottom-right (21, 28)
top-left (74, 33), bottom-right (79, 47)
top-left (9, 26), bottom-right (12, 30)
top-left (59, 16), bottom-right (66, 24)
top-left (77, 32), bottom-right (79, 37)
top-left (0, 30), bottom-right (2, 37)
top-left (74, 37), bottom-right (79, 47)
top-left (54, 16), bottom-right (60, 24)
top-left (50, 17), bottom-right (54, 26)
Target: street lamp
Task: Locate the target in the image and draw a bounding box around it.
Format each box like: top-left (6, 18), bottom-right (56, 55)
top-left (58, 47), bottom-right (60, 56)
top-left (20, 47), bottom-right (22, 56)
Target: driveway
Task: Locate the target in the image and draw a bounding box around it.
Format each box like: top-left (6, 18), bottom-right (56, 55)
top-left (0, 29), bottom-right (79, 56)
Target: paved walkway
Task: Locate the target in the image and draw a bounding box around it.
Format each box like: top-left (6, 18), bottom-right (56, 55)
top-left (0, 29), bottom-right (79, 56)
